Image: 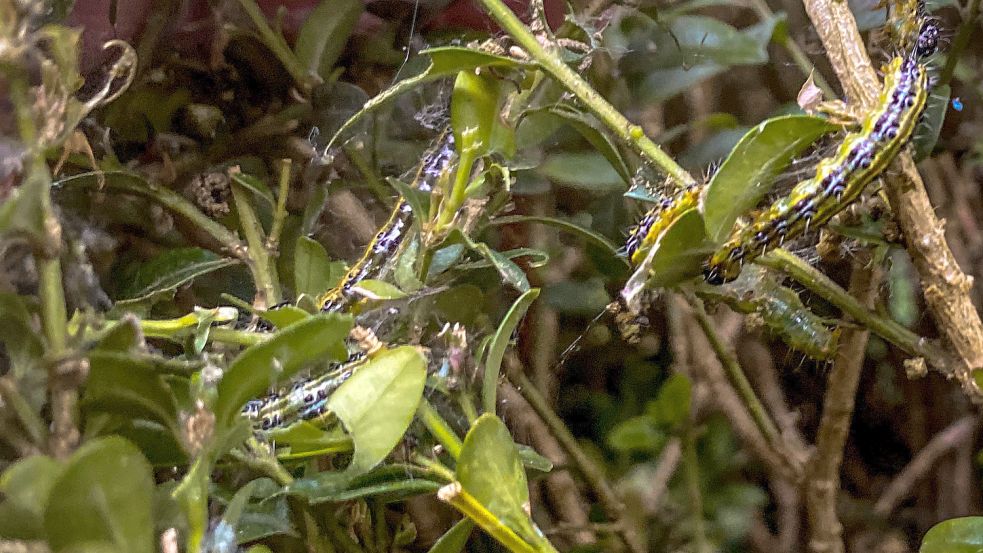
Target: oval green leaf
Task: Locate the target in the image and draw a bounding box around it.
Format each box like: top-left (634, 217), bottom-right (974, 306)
top-left (920, 517), bottom-right (983, 553)
top-left (327, 345), bottom-right (427, 475)
top-left (44, 437), bottom-right (154, 553)
top-left (702, 114), bottom-right (841, 243)
top-left (214, 313), bottom-right (352, 429)
top-left (118, 247), bottom-right (239, 301)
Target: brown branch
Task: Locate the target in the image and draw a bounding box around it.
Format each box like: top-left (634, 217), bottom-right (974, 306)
top-left (801, 0), bottom-right (983, 401)
top-left (873, 415), bottom-right (979, 517)
top-left (669, 297), bottom-right (807, 481)
top-left (805, 259), bottom-right (880, 553)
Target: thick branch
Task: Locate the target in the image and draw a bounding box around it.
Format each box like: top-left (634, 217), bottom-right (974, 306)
top-left (801, 0), bottom-right (983, 401)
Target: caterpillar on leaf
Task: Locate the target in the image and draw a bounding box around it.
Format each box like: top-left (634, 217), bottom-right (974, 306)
top-left (702, 19), bottom-right (938, 284)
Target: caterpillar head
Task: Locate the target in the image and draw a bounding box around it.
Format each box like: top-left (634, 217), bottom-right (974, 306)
top-left (915, 19), bottom-right (941, 58)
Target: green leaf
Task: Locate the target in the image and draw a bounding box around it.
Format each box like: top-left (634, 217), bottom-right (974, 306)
top-left (483, 289), bottom-right (540, 414)
top-left (0, 161), bottom-right (47, 241)
top-left (268, 422), bottom-right (352, 457)
top-left (648, 374), bottom-right (692, 432)
top-left (457, 414), bottom-right (541, 545)
top-left (82, 351), bottom-right (180, 432)
top-left (259, 304), bottom-right (311, 329)
top-left (622, 14), bottom-right (782, 102)
top-left (93, 317), bottom-right (142, 352)
top-left (701, 114), bottom-right (840, 243)
top-left (294, 0), bottom-right (363, 81)
top-left (0, 456), bottom-right (64, 539)
top-left (229, 172), bottom-right (275, 212)
top-left (294, 236), bottom-right (347, 298)
top-left (428, 519), bottom-right (475, 553)
top-left (533, 106), bottom-right (632, 185)
top-left (489, 215), bottom-right (625, 263)
top-left (470, 241), bottom-right (530, 293)
top-left (352, 279), bottom-right (408, 300)
top-left (290, 465), bottom-right (441, 503)
top-left (517, 445), bottom-right (553, 473)
top-left (213, 313), bottom-right (352, 430)
top-left (920, 517), bottom-right (983, 553)
top-left (622, 208), bottom-right (710, 307)
top-left (425, 47), bottom-right (525, 75)
top-left (452, 71), bottom-right (500, 159)
top-left (0, 293), bottom-right (43, 371)
top-left (327, 346), bottom-right (427, 476)
top-left (537, 151), bottom-right (625, 193)
top-left (44, 437), bottom-right (154, 553)
top-left (913, 84), bottom-right (949, 161)
top-left (607, 416), bottom-right (663, 454)
top-left (118, 247), bottom-right (239, 301)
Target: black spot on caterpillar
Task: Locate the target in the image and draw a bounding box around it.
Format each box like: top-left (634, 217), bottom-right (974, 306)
top-left (318, 130), bottom-right (456, 312)
top-left (703, 20), bottom-right (937, 285)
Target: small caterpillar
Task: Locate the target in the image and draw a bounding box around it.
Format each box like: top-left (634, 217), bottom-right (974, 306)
top-left (242, 352), bottom-right (368, 433)
top-left (698, 268), bottom-right (840, 360)
top-left (318, 130), bottom-right (456, 312)
top-left (703, 20), bottom-right (937, 284)
top-left (624, 183), bottom-right (704, 266)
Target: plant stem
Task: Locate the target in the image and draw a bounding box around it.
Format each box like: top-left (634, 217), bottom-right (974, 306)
top-left (267, 158), bottom-right (292, 252)
top-left (438, 483), bottom-right (546, 553)
top-left (506, 368), bottom-right (627, 527)
top-left (231, 172), bottom-right (282, 307)
top-left (417, 399), bottom-right (464, 459)
top-left (474, 0), bottom-right (697, 188)
top-left (746, 0), bottom-right (836, 98)
top-left (54, 172), bottom-right (246, 259)
top-left (435, 149), bottom-right (477, 230)
top-left (940, 0), bottom-right (981, 86)
top-left (688, 296), bottom-right (782, 449)
top-left (805, 259), bottom-right (879, 553)
top-left (682, 425), bottom-right (709, 553)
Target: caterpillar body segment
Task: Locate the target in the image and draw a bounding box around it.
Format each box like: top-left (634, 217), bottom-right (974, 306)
top-left (242, 352), bottom-right (368, 433)
top-left (318, 131), bottom-right (456, 313)
top-left (703, 52), bottom-right (930, 284)
top-left (624, 184), bottom-right (704, 266)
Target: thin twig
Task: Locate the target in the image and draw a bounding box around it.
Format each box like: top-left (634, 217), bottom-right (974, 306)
top-left (873, 415), bottom-right (979, 517)
top-left (504, 358), bottom-right (645, 553)
top-left (267, 158), bottom-right (292, 252)
top-left (688, 296), bottom-right (783, 450)
top-left (474, 0), bottom-right (698, 188)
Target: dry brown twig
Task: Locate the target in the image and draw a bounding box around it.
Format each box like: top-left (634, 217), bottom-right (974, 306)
top-left (803, 0), bottom-right (983, 399)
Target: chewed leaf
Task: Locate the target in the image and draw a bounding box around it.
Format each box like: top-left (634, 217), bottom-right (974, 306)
top-left (701, 114), bottom-right (841, 243)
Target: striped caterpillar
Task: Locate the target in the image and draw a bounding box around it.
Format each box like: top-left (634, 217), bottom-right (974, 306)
top-left (624, 183), bottom-right (704, 266)
top-left (702, 19), bottom-right (939, 284)
top-left (242, 352), bottom-right (368, 432)
top-left (242, 130), bottom-right (455, 434)
top-left (318, 130), bottom-right (456, 313)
